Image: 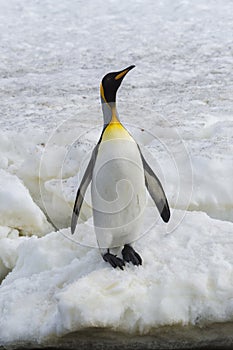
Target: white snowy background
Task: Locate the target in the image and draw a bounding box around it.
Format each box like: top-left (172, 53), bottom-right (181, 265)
top-left (0, 0), bottom-right (233, 345)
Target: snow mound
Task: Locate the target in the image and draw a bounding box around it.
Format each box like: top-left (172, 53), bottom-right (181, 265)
top-left (1, 211), bottom-right (233, 344)
top-left (0, 226), bottom-right (28, 282)
top-left (0, 169), bottom-right (53, 236)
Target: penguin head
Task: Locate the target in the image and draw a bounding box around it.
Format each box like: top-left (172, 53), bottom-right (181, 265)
top-left (100, 65), bottom-right (135, 105)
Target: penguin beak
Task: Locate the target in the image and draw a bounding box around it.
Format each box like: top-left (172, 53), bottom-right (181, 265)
top-left (115, 65), bottom-right (135, 81)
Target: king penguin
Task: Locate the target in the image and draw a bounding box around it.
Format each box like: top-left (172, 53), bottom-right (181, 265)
top-left (71, 65), bottom-right (170, 270)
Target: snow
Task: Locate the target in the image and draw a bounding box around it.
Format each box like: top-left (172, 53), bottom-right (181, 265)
top-left (0, 169), bottom-right (52, 236)
top-left (1, 212), bottom-right (233, 344)
top-left (0, 0), bottom-right (233, 345)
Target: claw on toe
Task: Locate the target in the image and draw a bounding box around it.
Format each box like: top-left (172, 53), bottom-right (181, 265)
top-left (103, 252), bottom-right (125, 270)
top-left (122, 245), bottom-right (142, 266)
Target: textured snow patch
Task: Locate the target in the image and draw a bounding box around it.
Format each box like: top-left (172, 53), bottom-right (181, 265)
top-left (0, 211), bottom-right (233, 344)
top-left (0, 169), bottom-right (53, 236)
top-left (0, 226), bottom-right (28, 282)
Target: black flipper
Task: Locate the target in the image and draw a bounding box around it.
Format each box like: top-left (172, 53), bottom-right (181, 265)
top-left (103, 253), bottom-right (125, 270)
top-left (138, 146), bottom-right (170, 223)
top-left (71, 145), bottom-right (99, 234)
top-left (122, 245), bottom-right (142, 266)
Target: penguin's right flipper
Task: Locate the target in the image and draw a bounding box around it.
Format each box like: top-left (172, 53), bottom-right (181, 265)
top-left (71, 145), bottom-right (98, 234)
top-left (138, 147), bottom-right (170, 223)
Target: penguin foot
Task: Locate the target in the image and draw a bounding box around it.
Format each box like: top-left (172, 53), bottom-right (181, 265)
top-left (122, 245), bottom-right (142, 266)
top-left (103, 252), bottom-right (125, 270)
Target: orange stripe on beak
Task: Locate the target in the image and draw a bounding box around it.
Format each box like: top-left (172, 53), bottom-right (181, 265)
top-left (114, 69), bottom-right (130, 80)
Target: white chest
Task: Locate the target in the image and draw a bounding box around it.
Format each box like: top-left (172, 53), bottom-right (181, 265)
top-left (91, 137), bottom-right (147, 248)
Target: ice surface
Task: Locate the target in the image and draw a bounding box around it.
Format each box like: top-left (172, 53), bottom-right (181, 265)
top-left (1, 211), bottom-right (233, 344)
top-left (0, 0), bottom-right (233, 345)
top-left (0, 169), bottom-right (52, 236)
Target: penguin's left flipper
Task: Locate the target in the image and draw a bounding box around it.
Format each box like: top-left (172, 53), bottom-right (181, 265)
top-left (122, 245), bottom-right (142, 266)
top-left (138, 147), bottom-right (170, 223)
top-left (103, 252), bottom-right (125, 270)
top-left (71, 145), bottom-right (99, 234)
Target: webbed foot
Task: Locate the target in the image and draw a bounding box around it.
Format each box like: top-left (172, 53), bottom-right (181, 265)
top-left (103, 252), bottom-right (125, 270)
top-left (122, 245), bottom-right (142, 266)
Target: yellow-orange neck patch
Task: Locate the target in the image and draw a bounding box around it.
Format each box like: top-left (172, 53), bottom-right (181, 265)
top-left (100, 83), bottom-right (107, 104)
top-left (102, 109), bottom-right (132, 142)
top-left (102, 122), bottom-right (132, 142)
